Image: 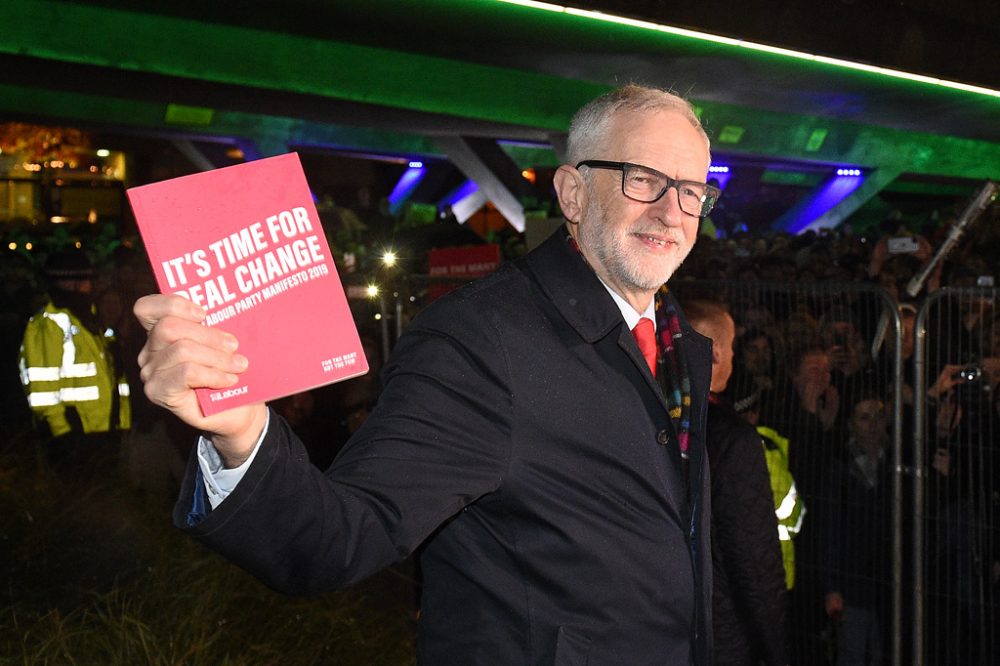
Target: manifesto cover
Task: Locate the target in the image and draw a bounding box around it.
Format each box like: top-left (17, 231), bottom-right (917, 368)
top-left (128, 153), bottom-right (369, 415)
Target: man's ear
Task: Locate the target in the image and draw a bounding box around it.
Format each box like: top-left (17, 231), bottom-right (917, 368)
top-left (710, 341), bottom-right (721, 366)
top-left (552, 165), bottom-right (587, 225)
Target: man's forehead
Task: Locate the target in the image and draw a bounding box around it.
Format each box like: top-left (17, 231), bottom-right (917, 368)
top-left (609, 109), bottom-right (709, 166)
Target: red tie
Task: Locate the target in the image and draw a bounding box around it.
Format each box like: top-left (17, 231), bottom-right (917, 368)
top-left (632, 318), bottom-right (657, 377)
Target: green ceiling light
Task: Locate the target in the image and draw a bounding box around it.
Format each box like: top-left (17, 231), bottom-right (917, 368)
top-left (495, 0), bottom-right (1000, 99)
top-left (805, 129), bottom-right (828, 152)
top-left (164, 104), bottom-right (215, 126)
top-left (717, 126), bottom-right (745, 144)
top-left (761, 170), bottom-right (822, 187)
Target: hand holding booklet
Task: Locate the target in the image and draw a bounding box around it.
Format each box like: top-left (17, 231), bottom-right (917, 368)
top-left (128, 152), bottom-right (368, 416)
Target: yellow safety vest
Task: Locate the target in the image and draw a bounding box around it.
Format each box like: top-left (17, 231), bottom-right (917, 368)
top-left (757, 425), bottom-right (805, 590)
top-left (18, 301), bottom-right (131, 437)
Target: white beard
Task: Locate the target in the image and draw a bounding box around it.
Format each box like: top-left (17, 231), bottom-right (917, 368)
top-left (576, 193), bottom-right (691, 291)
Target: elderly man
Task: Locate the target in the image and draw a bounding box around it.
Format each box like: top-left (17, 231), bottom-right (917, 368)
top-left (135, 84), bottom-right (721, 664)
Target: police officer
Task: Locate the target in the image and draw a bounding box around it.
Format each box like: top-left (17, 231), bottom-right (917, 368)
top-left (19, 248), bottom-right (130, 471)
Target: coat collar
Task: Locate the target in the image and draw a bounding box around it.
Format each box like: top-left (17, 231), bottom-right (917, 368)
top-left (523, 227), bottom-right (713, 361)
top-left (524, 226), bottom-right (627, 344)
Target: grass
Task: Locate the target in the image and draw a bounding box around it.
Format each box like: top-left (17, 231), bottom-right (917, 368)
top-left (0, 426), bottom-right (418, 665)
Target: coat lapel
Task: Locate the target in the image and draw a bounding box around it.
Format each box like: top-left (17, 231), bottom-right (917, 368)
top-left (526, 227), bottom-right (673, 417)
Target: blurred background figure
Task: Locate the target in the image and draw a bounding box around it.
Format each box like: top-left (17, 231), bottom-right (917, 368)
top-left (821, 394), bottom-right (893, 665)
top-left (18, 248), bottom-right (131, 474)
top-left (685, 299), bottom-right (790, 666)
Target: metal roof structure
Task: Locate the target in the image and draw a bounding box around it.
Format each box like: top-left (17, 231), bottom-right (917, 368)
top-left (2, 0), bottom-right (998, 232)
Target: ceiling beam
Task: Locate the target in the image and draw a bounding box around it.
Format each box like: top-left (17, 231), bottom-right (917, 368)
top-left (4, 0), bottom-right (606, 132)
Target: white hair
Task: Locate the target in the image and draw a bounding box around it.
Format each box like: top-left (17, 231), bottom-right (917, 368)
top-left (565, 84), bottom-right (710, 167)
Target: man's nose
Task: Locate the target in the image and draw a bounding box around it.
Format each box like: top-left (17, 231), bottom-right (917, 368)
top-left (648, 186), bottom-right (683, 225)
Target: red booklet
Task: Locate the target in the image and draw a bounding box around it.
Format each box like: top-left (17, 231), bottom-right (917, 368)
top-left (127, 152), bottom-right (369, 416)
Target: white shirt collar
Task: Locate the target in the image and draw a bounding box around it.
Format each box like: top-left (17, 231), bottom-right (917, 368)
top-left (597, 278), bottom-right (656, 331)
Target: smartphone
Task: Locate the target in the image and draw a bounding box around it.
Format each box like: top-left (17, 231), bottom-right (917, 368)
top-left (887, 236), bottom-right (920, 254)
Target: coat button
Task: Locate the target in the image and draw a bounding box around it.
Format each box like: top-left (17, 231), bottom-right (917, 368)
top-left (656, 429), bottom-right (671, 446)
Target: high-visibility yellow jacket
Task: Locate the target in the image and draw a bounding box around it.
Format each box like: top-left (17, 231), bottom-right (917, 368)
top-left (757, 425), bottom-right (805, 590)
top-left (18, 301), bottom-right (131, 438)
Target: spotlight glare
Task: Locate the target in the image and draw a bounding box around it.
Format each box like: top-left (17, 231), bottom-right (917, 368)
top-left (366, 284), bottom-right (380, 298)
top-left (382, 251), bottom-right (397, 267)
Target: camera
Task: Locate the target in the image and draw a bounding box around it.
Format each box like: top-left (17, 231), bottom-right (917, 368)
top-left (887, 236), bottom-right (920, 254)
top-left (952, 366), bottom-right (983, 383)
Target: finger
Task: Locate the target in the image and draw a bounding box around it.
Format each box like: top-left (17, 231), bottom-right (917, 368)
top-left (134, 294), bottom-right (206, 332)
top-left (143, 359), bottom-right (241, 407)
top-left (139, 336), bottom-right (248, 384)
top-left (146, 313), bottom-right (240, 354)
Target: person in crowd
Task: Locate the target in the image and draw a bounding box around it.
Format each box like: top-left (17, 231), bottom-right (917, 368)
top-left (788, 347), bottom-right (840, 445)
top-left (818, 306), bottom-right (875, 428)
top-left (685, 299), bottom-right (789, 666)
top-left (925, 359), bottom-right (1000, 665)
top-left (18, 248), bottom-right (131, 472)
top-left (821, 394), bottom-right (893, 665)
top-left (755, 420), bottom-right (805, 594)
top-left (132, 84), bottom-right (722, 663)
top-left (865, 232), bottom-right (940, 300)
top-left (727, 325), bottom-right (784, 426)
top-left (728, 385), bottom-right (805, 599)
top-left (770, 346), bottom-right (840, 663)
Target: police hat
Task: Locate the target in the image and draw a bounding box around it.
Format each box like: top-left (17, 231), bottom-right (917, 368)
top-left (43, 249), bottom-right (95, 280)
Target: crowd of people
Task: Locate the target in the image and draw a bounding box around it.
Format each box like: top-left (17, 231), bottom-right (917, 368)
top-left (3, 84), bottom-right (998, 664)
top-left (673, 207), bottom-right (1000, 663)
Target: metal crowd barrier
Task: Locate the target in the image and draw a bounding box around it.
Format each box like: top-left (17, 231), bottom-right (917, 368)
top-left (913, 287), bottom-right (999, 666)
top-left (675, 280), bottom-right (904, 665)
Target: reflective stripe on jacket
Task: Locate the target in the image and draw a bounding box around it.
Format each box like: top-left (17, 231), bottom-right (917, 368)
top-left (757, 425), bottom-right (805, 589)
top-left (19, 301), bottom-right (131, 437)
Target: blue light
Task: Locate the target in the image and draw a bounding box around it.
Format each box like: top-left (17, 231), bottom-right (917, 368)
top-left (441, 179), bottom-right (479, 207)
top-left (408, 160), bottom-right (424, 169)
top-left (781, 171), bottom-right (865, 234)
top-left (707, 165), bottom-right (731, 191)
top-left (388, 165), bottom-right (427, 214)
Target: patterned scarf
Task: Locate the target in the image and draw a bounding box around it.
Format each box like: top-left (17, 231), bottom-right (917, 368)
top-left (567, 233), bottom-right (693, 459)
top-left (653, 286), bottom-right (692, 460)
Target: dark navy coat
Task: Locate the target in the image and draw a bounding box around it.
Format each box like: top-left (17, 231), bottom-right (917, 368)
top-left (176, 227), bottom-right (714, 665)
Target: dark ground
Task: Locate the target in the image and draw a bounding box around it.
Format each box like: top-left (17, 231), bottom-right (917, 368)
top-left (0, 423), bottom-right (419, 665)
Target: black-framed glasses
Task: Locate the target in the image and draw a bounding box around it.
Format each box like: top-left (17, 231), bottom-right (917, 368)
top-left (576, 160), bottom-right (721, 218)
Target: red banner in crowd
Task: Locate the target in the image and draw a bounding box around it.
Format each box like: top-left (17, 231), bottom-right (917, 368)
top-left (427, 244), bottom-right (500, 301)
